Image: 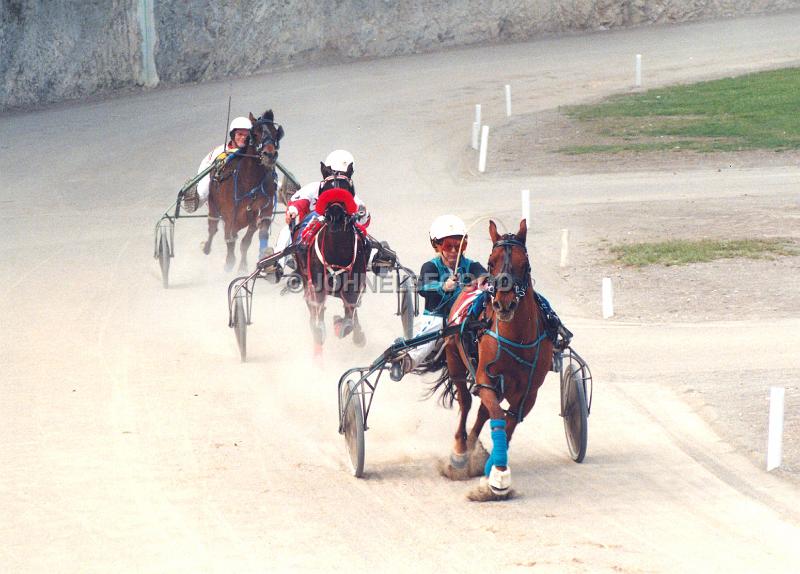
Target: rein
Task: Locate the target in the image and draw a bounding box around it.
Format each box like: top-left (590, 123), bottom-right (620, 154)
top-left (217, 149), bottom-right (275, 208)
top-left (473, 234), bottom-right (544, 423)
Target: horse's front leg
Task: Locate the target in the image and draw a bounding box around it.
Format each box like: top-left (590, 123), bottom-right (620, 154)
top-left (238, 220), bottom-right (257, 273)
top-left (257, 211), bottom-right (273, 259)
top-left (336, 273), bottom-right (365, 345)
top-left (350, 307), bottom-right (366, 347)
top-left (468, 371), bottom-right (513, 501)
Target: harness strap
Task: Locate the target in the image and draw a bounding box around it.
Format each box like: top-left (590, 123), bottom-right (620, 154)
top-left (314, 228), bottom-right (359, 277)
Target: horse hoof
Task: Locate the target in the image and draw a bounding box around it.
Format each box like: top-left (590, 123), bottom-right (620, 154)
top-left (352, 329), bottom-right (366, 347)
top-left (487, 465), bottom-right (512, 493)
top-left (467, 440), bottom-right (490, 477)
top-left (437, 453), bottom-right (472, 481)
top-left (202, 243), bottom-right (211, 255)
top-left (313, 343), bottom-right (323, 358)
top-left (467, 475), bottom-right (515, 502)
top-left (335, 318), bottom-right (353, 338)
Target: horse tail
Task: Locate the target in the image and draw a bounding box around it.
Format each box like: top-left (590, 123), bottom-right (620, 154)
top-left (421, 354), bottom-right (457, 408)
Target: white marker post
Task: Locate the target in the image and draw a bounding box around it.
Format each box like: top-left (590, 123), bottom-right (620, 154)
top-left (767, 386), bottom-right (785, 471)
top-left (602, 277), bottom-right (614, 318)
top-left (478, 125), bottom-right (489, 173)
top-left (471, 104), bottom-right (481, 150)
top-left (560, 229), bottom-right (569, 267)
top-left (521, 189), bottom-right (530, 226)
top-left (635, 54), bottom-right (642, 88)
top-left (505, 84), bottom-right (512, 117)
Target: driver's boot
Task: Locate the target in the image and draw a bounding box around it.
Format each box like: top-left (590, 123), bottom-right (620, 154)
top-left (389, 355), bottom-right (412, 382)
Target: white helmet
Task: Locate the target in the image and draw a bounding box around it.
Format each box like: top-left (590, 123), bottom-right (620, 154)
top-left (324, 149), bottom-right (354, 173)
top-left (429, 214), bottom-right (467, 241)
top-left (229, 116), bottom-right (251, 133)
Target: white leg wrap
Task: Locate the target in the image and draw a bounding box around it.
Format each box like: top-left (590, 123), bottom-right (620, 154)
top-left (487, 465), bottom-right (512, 494)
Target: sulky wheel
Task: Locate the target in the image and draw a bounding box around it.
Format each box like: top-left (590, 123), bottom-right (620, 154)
top-left (233, 294), bottom-right (247, 362)
top-left (341, 379), bottom-right (365, 477)
top-left (561, 363), bottom-right (588, 463)
top-left (398, 276), bottom-right (415, 340)
top-left (157, 228), bottom-right (170, 289)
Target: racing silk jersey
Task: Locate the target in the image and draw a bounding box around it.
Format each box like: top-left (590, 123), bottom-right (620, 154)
top-left (197, 140), bottom-right (239, 174)
top-left (419, 256), bottom-right (487, 317)
top-left (289, 182), bottom-right (370, 227)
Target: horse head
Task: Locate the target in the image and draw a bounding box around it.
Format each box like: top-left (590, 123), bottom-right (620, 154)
top-left (324, 202), bottom-right (351, 233)
top-left (249, 109), bottom-right (284, 168)
top-left (486, 219), bottom-right (531, 322)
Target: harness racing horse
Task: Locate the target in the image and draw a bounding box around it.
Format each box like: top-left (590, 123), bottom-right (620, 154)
top-left (295, 172), bottom-right (369, 355)
top-left (434, 219), bottom-right (554, 501)
top-left (204, 109), bottom-right (284, 272)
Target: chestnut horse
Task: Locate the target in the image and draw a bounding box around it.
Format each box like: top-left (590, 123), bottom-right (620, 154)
top-left (433, 219), bottom-right (554, 501)
top-left (204, 109), bottom-right (284, 272)
top-left (294, 171), bottom-right (369, 355)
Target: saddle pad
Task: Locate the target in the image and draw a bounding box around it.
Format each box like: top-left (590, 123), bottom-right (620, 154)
top-left (450, 288), bottom-right (483, 326)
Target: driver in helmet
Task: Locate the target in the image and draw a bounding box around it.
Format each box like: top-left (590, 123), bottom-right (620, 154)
top-left (270, 149), bottom-right (369, 272)
top-left (183, 116), bottom-right (252, 213)
top-left (390, 214), bottom-right (488, 381)
top-left (285, 149), bottom-right (369, 229)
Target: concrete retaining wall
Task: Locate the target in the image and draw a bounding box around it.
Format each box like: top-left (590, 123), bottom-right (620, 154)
top-left (2, 0), bottom-right (798, 111)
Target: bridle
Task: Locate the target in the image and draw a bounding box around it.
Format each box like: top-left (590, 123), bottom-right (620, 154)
top-left (251, 117), bottom-right (283, 166)
top-left (319, 173), bottom-right (355, 195)
top-left (485, 235), bottom-right (531, 304)
top-left (323, 202), bottom-right (354, 233)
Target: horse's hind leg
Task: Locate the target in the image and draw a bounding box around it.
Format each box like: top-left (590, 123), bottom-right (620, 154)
top-left (238, 221), bottom-right (257, 272)
top-left (439, 344), bottom-right (474, 481)
top-left (306, 282), bottom-right (326, 355)
top-left (203, 215), bottom-right (220, 255)
top-left (465, 403), bottom-right (491, 477)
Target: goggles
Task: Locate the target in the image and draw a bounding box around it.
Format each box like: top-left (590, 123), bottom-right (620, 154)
top-left (439, 237), bottom-right (466, 252)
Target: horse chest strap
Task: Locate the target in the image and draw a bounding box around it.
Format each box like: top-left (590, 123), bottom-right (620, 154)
top-left (315, 230), bottom-right (358, 276)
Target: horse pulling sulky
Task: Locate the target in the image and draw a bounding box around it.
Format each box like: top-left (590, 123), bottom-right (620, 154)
top-left (153, 109), bottom-right (300, 288)
top-left (226, 210), bottom-right (415, 362)
top-left (336, 220), bottom-right (592, 501)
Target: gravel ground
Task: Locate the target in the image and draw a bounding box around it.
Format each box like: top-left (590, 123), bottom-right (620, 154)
top-left (486, 107), bottom-right (800, 483)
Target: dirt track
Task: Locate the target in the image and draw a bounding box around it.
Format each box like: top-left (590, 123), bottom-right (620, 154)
top-left (2, 12), bottom-right (800, 573)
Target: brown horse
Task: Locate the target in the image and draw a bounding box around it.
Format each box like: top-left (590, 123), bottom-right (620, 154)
top-left (434, 219), bottom-right (554, 501)
top-left (204, 109), bottom-right (284, 272)
top-left (293, 172), bottom-right (369, 355)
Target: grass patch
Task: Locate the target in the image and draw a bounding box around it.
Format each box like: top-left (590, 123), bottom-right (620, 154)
top-left (610, 238), bottom-right (797, 267)
top-left (560, 67), bottom-right (800, 153)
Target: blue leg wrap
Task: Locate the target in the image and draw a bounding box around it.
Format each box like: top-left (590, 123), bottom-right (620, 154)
top-left (484, 419), bottom-right (508, 476)
top-left (259, 236), bottom-right (268, 251)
